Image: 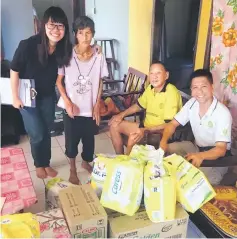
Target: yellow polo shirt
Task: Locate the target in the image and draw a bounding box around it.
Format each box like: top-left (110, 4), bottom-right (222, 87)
top-left (137, 83), bottom-right (182, 127)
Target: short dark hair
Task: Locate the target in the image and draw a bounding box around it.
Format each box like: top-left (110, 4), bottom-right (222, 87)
top-left (190, 69), bottom-right (213, 84)
top-left (73, 16), bottom-right (95, 35)
top-left (150, 61), bottom-right (167, 71)
top-left (38, 6), bottom-right (72, 67)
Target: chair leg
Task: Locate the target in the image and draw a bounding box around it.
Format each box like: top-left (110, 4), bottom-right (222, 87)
top-left (134, 114), bottom-right (137, 122)
top-left (109, 40), bottom-right (117, 70)
top-left (107, 60), bottom-right (114, 81)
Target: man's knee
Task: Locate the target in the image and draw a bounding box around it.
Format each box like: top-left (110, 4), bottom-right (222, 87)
top-left (201, 167), bottom-right (228, 186)
top-left (109, 122), bottom-right (121, 134)
top-left (110, 120), bottom-right (130, 135)
top-left (167, 141), bottom-right (197, 157)
top-left (167, 142), bottom-right (183, 155)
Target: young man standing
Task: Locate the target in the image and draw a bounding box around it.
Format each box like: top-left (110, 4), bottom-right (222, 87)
top-left (109, 62), bottom-right (182, 154)
top-left (160, 69), bottom-right (232, 185)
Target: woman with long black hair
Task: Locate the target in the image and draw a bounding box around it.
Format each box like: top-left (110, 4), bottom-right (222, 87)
top-left (10, 6), bottom-right (72, 179)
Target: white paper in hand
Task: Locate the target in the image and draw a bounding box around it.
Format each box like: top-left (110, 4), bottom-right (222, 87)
top-left (57, 96), bottom-right (65, 109)
top-left (0, 78), bottom-right (36, 107)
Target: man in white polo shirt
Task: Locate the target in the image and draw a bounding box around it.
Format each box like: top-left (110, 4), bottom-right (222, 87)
top-left (160, 69), bottom-right (232, 185)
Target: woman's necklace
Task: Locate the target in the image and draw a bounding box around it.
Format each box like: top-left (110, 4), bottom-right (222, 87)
top-left (73, 49), bottom-right (97, 81)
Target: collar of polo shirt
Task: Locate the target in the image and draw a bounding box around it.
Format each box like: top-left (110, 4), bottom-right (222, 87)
top-left (150, 81), bottom-right (168, 92)
top-left (190, 96), bottom-right (218, 118)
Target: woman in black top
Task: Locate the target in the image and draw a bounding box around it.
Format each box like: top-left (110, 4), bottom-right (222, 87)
top-left (10, 7), bottom-right (72, 179)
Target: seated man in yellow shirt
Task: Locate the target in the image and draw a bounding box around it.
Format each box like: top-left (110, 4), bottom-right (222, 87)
top-left (109, 62), bottom-right (182, 154)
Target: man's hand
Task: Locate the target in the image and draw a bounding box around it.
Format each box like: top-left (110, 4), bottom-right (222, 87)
top-left (185, 153), bottom-right (204, 168)
top-left (94, 44), bottom-right (102, 54)
top-left (108, 113), bottom-right (124, 127)
top-left (93, 103), bottom-right (101, 126)
top-left (159, 140), bottom-right (168, 152)
top-left (65, 99), bottom-right (79, 119)
top-left (13, 97), bottom-right (24, 109)
top-left (129, 128), bottom-right (145, 145)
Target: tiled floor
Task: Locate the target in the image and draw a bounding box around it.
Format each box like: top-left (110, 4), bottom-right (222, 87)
top-left (13, 126), bottom-right (114, 213)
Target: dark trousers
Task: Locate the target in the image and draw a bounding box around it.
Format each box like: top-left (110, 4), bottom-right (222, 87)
top-left (63, 113), bottom-right (96, 162)
top-left (20, 96), bottom-right (55, 167)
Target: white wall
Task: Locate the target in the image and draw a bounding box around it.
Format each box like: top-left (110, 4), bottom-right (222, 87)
top-left (86, 0), bottom-right (129, 79)
top-left (1, 0), bottom-right (34, 60)
top-left (32, 0), bottom-right (74, 41)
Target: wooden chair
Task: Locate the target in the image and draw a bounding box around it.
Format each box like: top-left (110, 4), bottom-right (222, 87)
top-left (95, 38), bottom-right (118, 84)
top-left (101, 67), bottom-right (147, 121)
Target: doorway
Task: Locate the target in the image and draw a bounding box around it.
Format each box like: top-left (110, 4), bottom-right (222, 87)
top-left (152, 0), bottom-right (201, 94)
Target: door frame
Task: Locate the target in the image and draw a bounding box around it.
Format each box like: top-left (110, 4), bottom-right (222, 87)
top-left (73, 0), bottom-right (85, 21)
top-left (194, 0), bottom-right (213, 70)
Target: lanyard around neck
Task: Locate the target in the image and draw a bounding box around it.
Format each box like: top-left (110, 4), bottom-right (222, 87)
top-left (73, 49), bottom-right (97, 78)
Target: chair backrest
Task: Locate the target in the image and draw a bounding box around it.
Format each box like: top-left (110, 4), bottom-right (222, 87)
top-left (179, 90), bottom-right (192, 105)
top-left (122, 67), bottom-right (147, 94)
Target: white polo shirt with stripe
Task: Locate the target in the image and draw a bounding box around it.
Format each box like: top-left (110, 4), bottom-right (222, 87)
top-left (174, 97), bottom-right (232, 150)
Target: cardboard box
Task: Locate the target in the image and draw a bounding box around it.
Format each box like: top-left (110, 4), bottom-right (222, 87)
top-left (37, 208), bottom-right (71, 238)
top-left (45, 178), bottom-right (73, 210)
top-left (109, 204), bottom-right (189, 238)
top-left (59, 184), bottom-right (107, 238)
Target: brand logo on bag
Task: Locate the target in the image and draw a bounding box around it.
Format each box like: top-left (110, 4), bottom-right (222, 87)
top-left (112, 170), bottom-right (122, 194)
top-left (1, 219), bottom-right (11, 224)
top-left (141, 233), bottom-right (160, 238)
top-left (93, 168), bottom-right (106, 178)
top-left (162, 224), bottom-right (172, 232)
top-left (82, 227), bottom-right (97, 234)
top-left (166, 233), bottom-right (182, 238)
top-left (118, 231), bottom-right (138, 238)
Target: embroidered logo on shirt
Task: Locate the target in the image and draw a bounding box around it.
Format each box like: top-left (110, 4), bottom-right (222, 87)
top-left (208, 121), bottom-right (213, 128)
top-left (159, 103), bottom-right (164, 109)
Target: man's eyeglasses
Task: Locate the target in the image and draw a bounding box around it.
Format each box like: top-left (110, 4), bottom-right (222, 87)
top-left (46, 23), bottom-right (65, 31)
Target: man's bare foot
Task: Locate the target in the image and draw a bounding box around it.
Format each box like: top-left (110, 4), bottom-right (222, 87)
top-left (36, 167), bottom-right (47, 179)
top-left (69, 170), bottom-right (81, 185)
top-left (45, 167), bottom-right (58, 177)
top-left (81, 161), bottom-right (93, 173)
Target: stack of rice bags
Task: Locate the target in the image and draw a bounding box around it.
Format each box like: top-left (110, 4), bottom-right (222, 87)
top-left (91, 144), bottom-right (216, 222)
